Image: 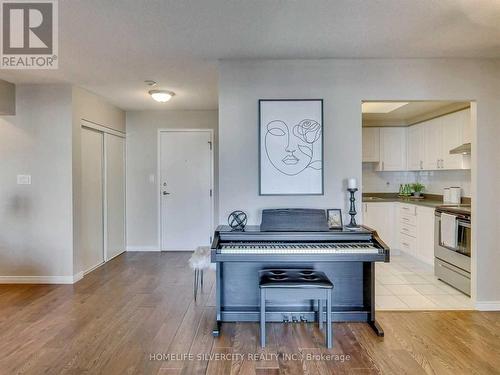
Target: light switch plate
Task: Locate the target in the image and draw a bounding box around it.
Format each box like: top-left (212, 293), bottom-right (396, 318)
top-left (17, 175), bottom-right (31, 185)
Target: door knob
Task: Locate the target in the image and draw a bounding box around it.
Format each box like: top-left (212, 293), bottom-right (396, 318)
top-left (162, 191), bottom-right (170, 195)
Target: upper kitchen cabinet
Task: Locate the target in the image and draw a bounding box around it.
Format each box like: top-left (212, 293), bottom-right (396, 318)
top-left (461, 108), bottom-right (472, 144)
top-left (362, 127), bottom-right (380, 162)
top-left (423, 117), bottom-right (443, 170)
top-left (441, 110), bottom-right (465, 169)
top-left (377, 127), bottom-right (407, 171)
top-left (407, 123), bottom-right (425, 170)
top-left (421, 108), bottom-right (471, 170)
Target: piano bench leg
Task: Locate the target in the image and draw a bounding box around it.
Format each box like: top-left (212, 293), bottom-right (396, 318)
top-left (260, 288), bottom-right (266, 348)
top-left (194, 269), bottom-right (199, 302)
top-left (326, 290), bottom-right (333, 349)
top-left (318, 299), bottom-right (323, 330)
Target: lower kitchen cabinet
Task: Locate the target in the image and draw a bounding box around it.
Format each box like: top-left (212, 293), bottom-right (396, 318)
top-left (363, 202), bottom-right (398, 252)
top-left (416, 206), bottom-right (435, 265)
top-left (363, 201), bottom-right (436, 265)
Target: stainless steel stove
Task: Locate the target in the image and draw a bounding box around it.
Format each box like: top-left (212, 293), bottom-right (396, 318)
top-left (434, 204), bottom-right (471, 295)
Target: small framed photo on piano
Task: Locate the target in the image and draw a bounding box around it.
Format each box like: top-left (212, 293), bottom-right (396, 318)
top-left (327, 209), bottom-right (343, 230)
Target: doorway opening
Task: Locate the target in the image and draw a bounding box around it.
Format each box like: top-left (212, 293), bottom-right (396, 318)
top-left (361, 100), bottom-right (474, 310)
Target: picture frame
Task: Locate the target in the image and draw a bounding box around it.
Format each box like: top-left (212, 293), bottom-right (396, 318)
top-left (327, 209), bottom-right (343, 230)
top-left (259, 99), bottom-right (324, 195)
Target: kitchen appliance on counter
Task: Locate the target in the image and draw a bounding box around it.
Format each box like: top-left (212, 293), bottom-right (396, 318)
top-left (443, 187), bottom-right (462, 204)
top-left (434, 205), bottom-right (471, 295)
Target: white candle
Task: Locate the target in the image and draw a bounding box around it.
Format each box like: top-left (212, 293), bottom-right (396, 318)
top-left (348, 178), bottom-right (357, 189)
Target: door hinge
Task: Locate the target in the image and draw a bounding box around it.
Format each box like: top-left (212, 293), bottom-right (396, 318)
top-left (209, 189), bottom-right (212, 197)
top-left (208, 141), bottom-right (212, 150)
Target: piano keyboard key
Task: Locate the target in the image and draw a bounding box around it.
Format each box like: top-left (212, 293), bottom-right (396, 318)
top-left (220, 244), bottom-right (379, 254)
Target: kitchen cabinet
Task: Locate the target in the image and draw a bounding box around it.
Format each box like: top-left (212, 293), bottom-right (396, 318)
top-left (461, 108), bottom-right (472, 144)
top-left (416, 206), bottom-right (435, 265)
top-left (399, 203), bottom-right (417, 257)
top-left (365, 201), bottom-right (437, 266)
top-left (377, 127), bottom-right (407, 171)
top-left (398, 203), bottom-right (435, 265)
top-left (423, 117), bottom-right (443, 170)
top-left (421, 109), bottom-right (471, 170)
top-left (363, 202), bottom-right (398, 252)
top-left (362, 127), bottom-right (380, 162)
top-left (441, 111), bottom-right (465, 169)
top-left (407, 123), bottom-right (425, 170)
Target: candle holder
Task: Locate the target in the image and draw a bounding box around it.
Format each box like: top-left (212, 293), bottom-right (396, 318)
top-left (346, 188), bottom-right (359, 228)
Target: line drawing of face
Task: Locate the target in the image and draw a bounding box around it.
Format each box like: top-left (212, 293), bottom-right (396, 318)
top-left (265, 120), bottom-right (320, 176)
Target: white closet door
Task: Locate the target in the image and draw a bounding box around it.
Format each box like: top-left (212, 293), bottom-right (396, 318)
top-left (81, 128), bottom-right (104, 272)
top-left (105, 134), bottom-right (126, 260)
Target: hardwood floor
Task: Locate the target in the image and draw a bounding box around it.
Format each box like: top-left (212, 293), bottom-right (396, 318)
top-left (0, 252), bottom-right (499, 375)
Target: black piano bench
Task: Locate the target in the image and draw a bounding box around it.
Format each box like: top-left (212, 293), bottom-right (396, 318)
top-left (259, 269), bottom-right (334, 349)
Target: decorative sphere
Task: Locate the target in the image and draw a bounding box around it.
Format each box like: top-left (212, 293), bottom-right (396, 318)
top-left (228, 211), bottom-right (247, 230)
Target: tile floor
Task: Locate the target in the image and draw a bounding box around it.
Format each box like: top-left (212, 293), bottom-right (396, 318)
top-left (375, 252), bottom-right (473, 310)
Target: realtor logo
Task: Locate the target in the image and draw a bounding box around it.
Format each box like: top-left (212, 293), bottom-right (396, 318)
top-left (1, 0), bottom-right (58, 69)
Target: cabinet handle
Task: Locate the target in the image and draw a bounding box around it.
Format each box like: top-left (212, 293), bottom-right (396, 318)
top-left (402, 217), bottom-right (410, 221)
top-left (402, 242), bottom-right (410, 247)
top-left (382, 161), bottom-right (385, 171)
top-left (402, 227), bottom-right (409, 232)
top-left (420, 160), bottom-right (423, 170)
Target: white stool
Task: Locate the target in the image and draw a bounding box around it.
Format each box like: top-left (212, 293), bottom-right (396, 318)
top-left (189, 246), bottom-right (215, 301)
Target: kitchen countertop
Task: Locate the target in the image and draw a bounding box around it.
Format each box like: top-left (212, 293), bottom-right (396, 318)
top-left (361, 193), bottom-right (455, 208)
top-left (362, 196), bottom-right (444, 208)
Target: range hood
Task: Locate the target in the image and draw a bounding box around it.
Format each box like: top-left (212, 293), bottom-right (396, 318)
top-left (449, 143), bottom-right (471, 155)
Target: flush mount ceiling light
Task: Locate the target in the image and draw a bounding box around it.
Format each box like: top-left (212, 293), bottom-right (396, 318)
top-left (362, 102), bottom-right (409, 113)
top-left (149, 90), bottom-right (175, 103)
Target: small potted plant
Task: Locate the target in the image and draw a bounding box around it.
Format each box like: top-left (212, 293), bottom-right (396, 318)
top-left (412, 183), bottom-right (425, 198)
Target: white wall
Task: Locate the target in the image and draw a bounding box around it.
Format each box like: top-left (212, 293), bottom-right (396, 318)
top-left (218, 59), bottom-right (500, 306)
top-left (125, 110), bottom-right (218, 250)
top-left (362, 163), bottom-right (471, 197)
top-left (0, 85), bottom-right (74, 280)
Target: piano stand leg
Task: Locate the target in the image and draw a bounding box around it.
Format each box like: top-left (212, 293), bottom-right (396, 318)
top-left (212, 320), bottom-right (221, 337)
top-left (369, 320), bottom-right (384, 337)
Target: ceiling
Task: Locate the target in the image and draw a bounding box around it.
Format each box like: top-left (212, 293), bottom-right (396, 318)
top-left (1, 0), bottom-right (500, 111)
top-left (362, 101), bottom-right (471, 127)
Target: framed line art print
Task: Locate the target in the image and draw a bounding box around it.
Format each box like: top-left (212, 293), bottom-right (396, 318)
top-left (259, 99), bottom-right (324, 195)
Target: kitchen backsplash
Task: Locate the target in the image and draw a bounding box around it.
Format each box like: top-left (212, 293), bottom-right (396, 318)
top-left (362, 163), bottom-right (471, 197)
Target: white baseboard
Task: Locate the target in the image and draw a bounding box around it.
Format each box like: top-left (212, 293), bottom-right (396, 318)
top-left (0, 273), bottom-right (83, 284)
top-left (73, 271), bottom-right (84, 283)
top-left (126, 246), bottom-right (160, 252)
top-left (475, 301), bottom-right (500, 311)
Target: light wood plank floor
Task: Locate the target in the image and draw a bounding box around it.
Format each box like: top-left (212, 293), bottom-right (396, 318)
top-left (0, 252), bottom-right (499, 375)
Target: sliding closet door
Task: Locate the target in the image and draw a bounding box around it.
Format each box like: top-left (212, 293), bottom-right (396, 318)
top-left (105, 133), bottom-right (126, 260)
top-left (81, 127), bottom-right (105, 272)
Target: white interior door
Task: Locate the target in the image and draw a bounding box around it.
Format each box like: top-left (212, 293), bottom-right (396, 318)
top-left (81, 127), bottom-right (104, 272)
top-left (160, 130), bottom-right (212, 251)
top-left (105, 133), bottom-right (126, 260)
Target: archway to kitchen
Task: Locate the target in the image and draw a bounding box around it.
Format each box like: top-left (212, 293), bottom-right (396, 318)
top-left (361, 100), bottom-right (474, 311)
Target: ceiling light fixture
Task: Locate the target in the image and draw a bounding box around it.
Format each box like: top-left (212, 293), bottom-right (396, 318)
top-left (362, 102), bottom-right (409, 113)
top-left (149, 89), bottom-right (175, 103)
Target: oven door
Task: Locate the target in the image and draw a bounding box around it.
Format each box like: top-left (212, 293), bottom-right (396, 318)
top-left (434, 214), bottom-right (471, 272)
